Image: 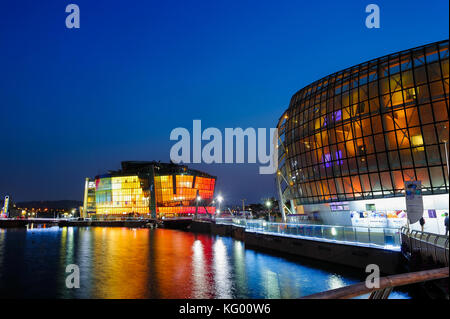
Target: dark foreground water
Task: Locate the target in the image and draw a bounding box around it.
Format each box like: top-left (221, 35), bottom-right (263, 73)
top-left (0, 226), bottom-right (410, 299)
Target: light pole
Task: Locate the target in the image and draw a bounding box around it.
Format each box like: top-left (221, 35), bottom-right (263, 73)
top-left (266, 200), bottom-right (272, 222)
top-left (216, 195), bottom-right (223, 216)
top-left (241, 199), bottom-right (246, 212)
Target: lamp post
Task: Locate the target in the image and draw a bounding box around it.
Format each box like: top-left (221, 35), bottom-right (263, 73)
top-left (266, 200), bottom-right (272, 222)
top-left (241, 199), bottom-right (246, 213)
top-left (216, 195), bottom-right (223, 216)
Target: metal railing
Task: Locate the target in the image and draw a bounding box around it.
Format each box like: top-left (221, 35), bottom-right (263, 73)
top-left (401, 227), bottom-right (449, 266)
top-left (215, 218), bottom-right (402, 251)
top-left (213, 217), bottom-right (234, 225)
top-left (300, 267), bottom-right (449, 299)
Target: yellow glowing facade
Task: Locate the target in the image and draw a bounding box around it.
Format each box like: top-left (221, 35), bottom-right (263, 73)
top-left (95, 176), bottom-right (150, 215)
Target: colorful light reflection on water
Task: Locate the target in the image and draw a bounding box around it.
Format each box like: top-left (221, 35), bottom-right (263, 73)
top-left (0, 226), bottom-right (410, 299)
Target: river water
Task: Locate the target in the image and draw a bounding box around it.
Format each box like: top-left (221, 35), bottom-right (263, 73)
top-left (0, 225), bottom-right (410, 299)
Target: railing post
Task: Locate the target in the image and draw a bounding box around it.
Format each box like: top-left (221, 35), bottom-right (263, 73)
top-left (433, 236), bottom-right (439, 263)
top-left (408, 228), bottom-right (412, 254)
top-left (445, 238), bottom-right (449, 267)
top-left (425, 233), bottom-right (432, 259)
top-left (369, 287), bottom-right (392, 299)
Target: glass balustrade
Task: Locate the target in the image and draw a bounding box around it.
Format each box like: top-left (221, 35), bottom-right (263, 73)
top-left (215, 218), bottom-right (401, 251)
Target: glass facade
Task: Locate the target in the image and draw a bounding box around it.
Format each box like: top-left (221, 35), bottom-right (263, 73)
top-left (94, 176), bottom-right (150, 215)
top-left (85, 162), bottom-right (216, 217)
top-left (154, 174), bottom-right (216, 216)
top-left (277, 40), bottom-right (449, 208)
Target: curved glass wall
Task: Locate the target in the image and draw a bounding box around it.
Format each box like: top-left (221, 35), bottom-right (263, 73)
top-left (278, 40), bottom-right (449, 206)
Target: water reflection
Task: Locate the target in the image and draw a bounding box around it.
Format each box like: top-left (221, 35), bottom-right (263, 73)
top-left (213, 238), bottom-right (232, 298)
top-left (191, 239), bottom-right (207, 298)
top-left (327, 274), bottom-right (346, 290)
top-left (232, 241), bottom-right (248, 298)
top-left (0, 226), bottom-right (410, 299)
top-left (0, 229), bottom-right (5, 281)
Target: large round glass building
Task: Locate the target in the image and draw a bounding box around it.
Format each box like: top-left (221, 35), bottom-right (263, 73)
top-left (276, 40), bottom-right (449, 231)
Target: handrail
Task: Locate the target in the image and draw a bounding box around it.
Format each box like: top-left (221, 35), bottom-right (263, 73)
top-left (216, 218), bottom-right (402, 250)
top-left (218, 217), bottom-right (404, 230)
top-left (401, 226), bottom-right (449, 265)
top-left (301, 267), bottom-right (449, 299)
top-left (401, 226), bottom-right (448, 240)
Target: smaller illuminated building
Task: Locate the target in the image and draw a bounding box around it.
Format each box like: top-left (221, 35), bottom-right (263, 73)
top-left (83, 161), bottom-right (216, 218)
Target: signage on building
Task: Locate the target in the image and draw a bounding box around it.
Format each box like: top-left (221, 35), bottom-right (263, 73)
top-left (428, 209), bottom-right (437, 218)
top-left (3, 196), bottom-right (9, 217)
top-left (404, 181), bottom-right (423, 224)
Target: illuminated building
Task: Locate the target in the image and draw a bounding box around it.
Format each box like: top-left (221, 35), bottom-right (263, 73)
top-left (83, 161), bottom-right (216, 218)
top-left (276, 40), bottom-right (449, 229)
top-left (1, 196), bottom-right (10, 217)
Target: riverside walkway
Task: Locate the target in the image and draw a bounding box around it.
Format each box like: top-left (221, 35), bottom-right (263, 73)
top-left (215, 218), bottom-right (403, 251)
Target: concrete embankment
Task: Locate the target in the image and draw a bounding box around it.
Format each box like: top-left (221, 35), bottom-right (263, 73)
top-left (58, 220), bottom-right (155, 228)
top-left (0, 220), bottom-right (28, 228)
top-left (58, 219), bottom-right (192, 229)
top-left (2, 218), bottom-right (192, 230)
top-left (192, 221), bottom-right (402, 274)
top-left (188, 220), bottom-right (212, 233)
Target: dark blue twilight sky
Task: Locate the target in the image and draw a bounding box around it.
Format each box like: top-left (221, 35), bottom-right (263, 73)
top-left (0, 0), bottom-right (448, 204)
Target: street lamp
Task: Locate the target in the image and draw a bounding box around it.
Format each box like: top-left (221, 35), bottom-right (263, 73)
top-left (216, 195), bottom-right (223, 217)
top-left (266, 200), bottom-right (272, 221)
